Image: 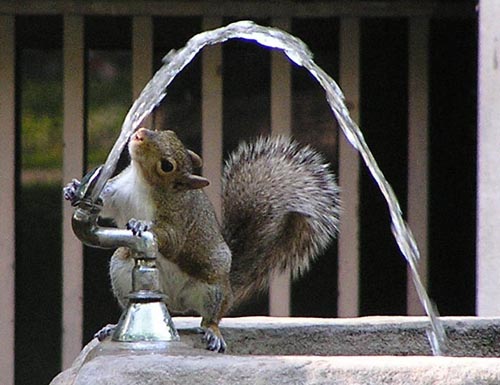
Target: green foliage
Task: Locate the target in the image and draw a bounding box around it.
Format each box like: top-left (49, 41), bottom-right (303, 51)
top-left (22, 113), bottom-right (63, 169)
top-left (87, 103), bottom-right (130, 166)
top-left (21, 49), bottom-right (131, 172)
top-left (21, 63), bottom-right (63, 169)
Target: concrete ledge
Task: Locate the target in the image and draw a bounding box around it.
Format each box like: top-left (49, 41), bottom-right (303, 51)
top-left (54, 353), bottom-right (500, 385)
top-left (50, 316), bottom-right (500, 385)
top-left (178, 316), bottom-right (500, 356)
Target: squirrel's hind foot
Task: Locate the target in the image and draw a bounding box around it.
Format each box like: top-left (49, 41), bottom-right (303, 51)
top-left (202, 324), bottom-right (226, 353)
top-left (94, 323), bottom-right (117, 341)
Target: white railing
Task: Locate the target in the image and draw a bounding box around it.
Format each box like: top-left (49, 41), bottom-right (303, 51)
top-left (0, 14), bottom-right (16, 385)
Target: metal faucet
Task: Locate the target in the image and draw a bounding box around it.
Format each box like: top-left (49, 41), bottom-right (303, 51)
top-left (69, 166), bottom-right (179, 343)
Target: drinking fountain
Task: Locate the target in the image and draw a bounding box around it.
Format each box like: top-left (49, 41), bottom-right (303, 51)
top-left (65, 20), bottom-right (445, 354)
top-left (68, 165), bottom-right (179, 343)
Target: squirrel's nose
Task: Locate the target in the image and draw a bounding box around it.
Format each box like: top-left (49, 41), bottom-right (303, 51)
top-left (133, 127), bottom-right (151, 142)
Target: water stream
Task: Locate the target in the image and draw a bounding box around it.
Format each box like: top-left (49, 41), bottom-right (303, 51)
top-left (90, 20), bottom-right (447, 355)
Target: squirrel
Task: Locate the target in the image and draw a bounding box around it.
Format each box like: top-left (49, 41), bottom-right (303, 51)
top-left (64, 127), bottom-right (340, 352)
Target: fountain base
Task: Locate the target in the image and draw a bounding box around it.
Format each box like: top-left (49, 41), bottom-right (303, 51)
top-left (50, 316), bottom-right (500, 385)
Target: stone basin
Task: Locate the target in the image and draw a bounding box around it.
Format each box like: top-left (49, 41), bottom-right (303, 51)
top-left (50, 316), bottom-right (500, 385)
top-left (177, 316), bottom-right (500, 357)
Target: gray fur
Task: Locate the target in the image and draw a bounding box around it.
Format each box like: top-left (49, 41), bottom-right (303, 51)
top-left (222, 136), bottom-right (340, 305)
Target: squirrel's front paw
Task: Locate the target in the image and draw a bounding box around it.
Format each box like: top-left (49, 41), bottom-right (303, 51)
top-left (94, 323), bottom-right (116, 341)
top-left (63, 179), bottom-right (81, 206)
top-left (202, 327), bottom-right (227, 353)
top-left (126, 218), bottom-right (152, 237)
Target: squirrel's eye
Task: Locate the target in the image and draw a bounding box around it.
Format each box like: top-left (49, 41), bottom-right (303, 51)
top-left (157, 158), bottom-right (176, 175)
top-left (161, 159), bottom-right (174, 172)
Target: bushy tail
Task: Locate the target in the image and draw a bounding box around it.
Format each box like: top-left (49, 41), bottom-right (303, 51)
top-left (222, 136), bottom-right (340, 305)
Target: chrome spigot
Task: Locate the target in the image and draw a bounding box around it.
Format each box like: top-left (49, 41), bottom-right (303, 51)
top-left (112, 257), bottom-right (179, 342)
top-left (68, 166), bottom-right (179, 343)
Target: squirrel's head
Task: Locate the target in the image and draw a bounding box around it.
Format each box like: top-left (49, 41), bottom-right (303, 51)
top-left (128, 128), bottom-right (209, 191)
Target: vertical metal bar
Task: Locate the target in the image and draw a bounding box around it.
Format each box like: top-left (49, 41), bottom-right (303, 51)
top-left (62, 15), bottom-right (85, 369)
top-left (407, 17), bottom-right (429, 315)
top-left (477, 0), bottom-right (500, 316)
top-left (132, 16), bottom-right (153, 118)
top-left (0, 15), bottom-right (16, 385)
top-left (269, 17), bottom-right (292, 317)
top-left (338, 17), bottom-right (361, 318)
top-left (202, 17), bottom-right (223, 219)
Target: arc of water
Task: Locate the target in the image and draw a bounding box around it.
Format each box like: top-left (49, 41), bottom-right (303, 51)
top-left (89, 20), bottom-right (447, 355)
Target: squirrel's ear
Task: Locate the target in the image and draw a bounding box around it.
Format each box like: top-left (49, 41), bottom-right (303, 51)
top-left (185, 174), bottom-right (210, 190)
top-left (187, 150), bottom-right (203, 168)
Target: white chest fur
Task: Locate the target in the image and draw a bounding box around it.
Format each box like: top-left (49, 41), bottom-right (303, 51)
top-left (110, 249), bottom-right (212, 315)
top-left (103, 163), bottom-right (215, 315)
top-left (101, 164), bottom-right (155, 228)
